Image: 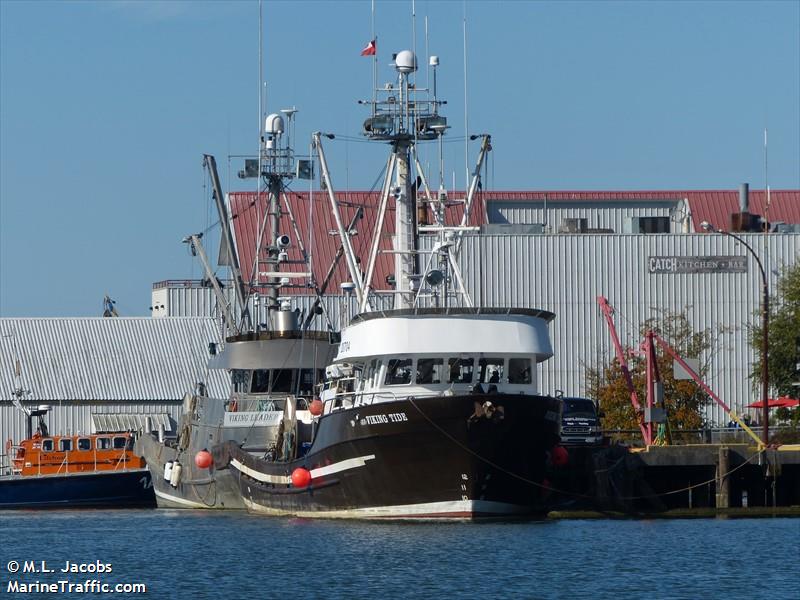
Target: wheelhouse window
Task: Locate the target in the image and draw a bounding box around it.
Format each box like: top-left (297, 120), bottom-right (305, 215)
top-left (385, 359), bottom-right (413, 385)
top-left (298, 369), bottom-right (321, 396)
top-left (416, 358), bottom-right (444, 384)
top-left (96, 437), bottom-right (112, 450)
top-left (232, 369), bottom-right (251, 393)
top-left (479, 358), bottom-right (505, 384)
top-left (42, 439), bottom-right (54, 452)
top-left (271, 369), bottom-right (294, 393)
top-left (77, 438), bottom-right (91, 451)
top-left (251, 370), bottom-right (270, 393)
top-left (447, 358), bottom-right (474, 384)
top-left (113, 437), bottom-right (128, 450)
top-left (508, 358), bottom-right (532, 384)
top-left (364, 359), bottom-right (378, 382)
top-left (369, 360), bottom-right (383, 386)
top-left (59, 438), bottom-right (73, 452)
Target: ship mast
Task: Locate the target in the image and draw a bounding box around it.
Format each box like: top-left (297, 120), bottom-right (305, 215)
top-left (261, 110), bottom-right (294, 310)
top-left (362, 50), bottom-right (447, 310)
top-left (240, 108), bottom-right (307, 330)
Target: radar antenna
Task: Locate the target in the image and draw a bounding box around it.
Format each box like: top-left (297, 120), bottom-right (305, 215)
top-left (359, 49), bottom-right (448, 311)
top-left (355, 48), bottom-right (489, 313)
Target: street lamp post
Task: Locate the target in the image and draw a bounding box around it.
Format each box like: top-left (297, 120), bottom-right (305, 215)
top-left (701, 221), bottom-right (770, 445)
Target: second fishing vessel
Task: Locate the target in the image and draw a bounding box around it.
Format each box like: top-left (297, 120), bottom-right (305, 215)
top-left (136, 107), bottom-right (337, 509)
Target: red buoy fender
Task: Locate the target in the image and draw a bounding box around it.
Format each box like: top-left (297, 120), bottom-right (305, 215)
top-left (308, 399), bottom-right (324, 416)
top-left (195, 449), bottom-right (213, 469)
top-left (291, 467), bottom-right (312, 488)
top-left (551, 446), bottom-right (569, 467)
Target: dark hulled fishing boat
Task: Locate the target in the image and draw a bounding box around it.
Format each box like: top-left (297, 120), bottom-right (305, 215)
top-left (225, 308), bottom-right (562, 519)
top-left (222, 46), bottom-right (562, 519)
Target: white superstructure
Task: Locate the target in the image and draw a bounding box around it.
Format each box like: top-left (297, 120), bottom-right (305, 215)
top-left (321, 308), bottom-right (554, 410)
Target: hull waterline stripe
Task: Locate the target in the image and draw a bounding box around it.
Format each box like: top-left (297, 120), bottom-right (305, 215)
top-left (230, 459), bottom-right (290, 484)
top-left (309, 454), bottom-right (376, 478)
top-left (242, 497), bottom-right (533, 519)
top-left (230, 454), bottom-right (376, 485)
top-left (153, 487), bottom-right (208, 509)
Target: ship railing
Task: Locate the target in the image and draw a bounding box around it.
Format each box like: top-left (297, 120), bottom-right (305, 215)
top-left (0, 448), bottom-right (22, 477)
top-left (319, 377), bottom-right (413, 400)
top-left (318, 377), bottom-right (363, 410)
top-left (225, 393), bottom-right (314, 413)
top-left (354, 391), bottom-right (401, 406)
top-left (602, 425), bottom-right (799, 447)
top-left (321, 387), bottom-right (449, 411)
top-left (352, 390), bottom-right (448, 406)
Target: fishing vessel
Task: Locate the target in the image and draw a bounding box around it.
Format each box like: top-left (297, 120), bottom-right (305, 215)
top-left (136, 115), bottom-right (338, 509)
top-left (136, 325), bottom-right (336, 509)
top-left (223, 48), bottom-right (563, 519)
top-left (1, 404), bottom-right (154, 509)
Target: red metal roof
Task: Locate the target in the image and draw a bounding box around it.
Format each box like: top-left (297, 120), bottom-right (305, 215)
top-left (229, 190), bottom-right (485, 294)
top-left (229, 189), bottom-right (800, 294)
top-left (680, 190), bottom-right (800, 231)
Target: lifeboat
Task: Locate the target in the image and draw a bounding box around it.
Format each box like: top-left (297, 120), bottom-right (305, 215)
top-left (0, 406), bottom-right (154, 509)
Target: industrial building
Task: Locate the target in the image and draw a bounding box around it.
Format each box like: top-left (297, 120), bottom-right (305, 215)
top-left (0, 317), bottom-right (226, 447)
top-left (153, 187), bottom-right (800, 426)
top-left (2, 187), bottom-right (797, 447)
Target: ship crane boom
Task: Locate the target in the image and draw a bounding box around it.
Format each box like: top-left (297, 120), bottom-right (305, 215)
top-left (204, 154), bottom-right (251, 332)
top-left (186, 234), bottom-right (238, 335)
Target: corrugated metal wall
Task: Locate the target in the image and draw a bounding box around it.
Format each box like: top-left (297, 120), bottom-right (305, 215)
top-left (1, 402), bottom-right (184, 448)
top-left (487, 200), bottom-right (685, 233)
top-left (161, 286), bottom-right (394, 333)
top-left (0, 317), bottom-right (228, 445)
top-left (155, 233), bottom-right (799, 426)
top-left (0, 317), bottom-right (227, 402)
top-left (454, 233), bottom-right (799, 425)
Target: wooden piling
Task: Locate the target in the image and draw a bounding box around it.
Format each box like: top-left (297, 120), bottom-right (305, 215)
top-left (716, 446), bottom-right (730, 509)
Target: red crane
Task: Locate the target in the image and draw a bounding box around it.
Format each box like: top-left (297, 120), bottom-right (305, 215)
top-left (597, 296), bottom-right (651, 445)
top-left (597, 296), bottom-right (764, 449)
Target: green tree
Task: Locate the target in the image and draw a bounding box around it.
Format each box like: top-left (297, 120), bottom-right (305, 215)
top-left (750, 260), bottom-right (800, 398)
top-left (587, 309), bottom-right (714, 441)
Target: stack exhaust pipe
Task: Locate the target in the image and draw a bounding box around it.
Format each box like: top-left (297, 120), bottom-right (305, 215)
top-left (739, 182), bottom-right (749, 213)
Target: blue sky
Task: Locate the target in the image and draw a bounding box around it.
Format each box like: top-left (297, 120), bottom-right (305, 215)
top-left (1, 0), bottom-right (798, 317)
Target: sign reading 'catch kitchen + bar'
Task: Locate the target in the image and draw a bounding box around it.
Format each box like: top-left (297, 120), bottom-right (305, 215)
top-left (648, 256), bottom-right (748, 274)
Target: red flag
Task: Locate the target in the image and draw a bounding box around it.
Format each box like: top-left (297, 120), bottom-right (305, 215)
top-left (360, 39), bottom-right (376, 56)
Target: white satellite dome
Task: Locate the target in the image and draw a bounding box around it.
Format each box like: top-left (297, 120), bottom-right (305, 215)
top-left (265, 113), bottom-right (285, 135)
top-left (395, 50), bottom-right (417, 74)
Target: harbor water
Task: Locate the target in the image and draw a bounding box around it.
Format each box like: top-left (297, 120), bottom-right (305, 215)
top-left (1, 510), bottom-right (797, 599)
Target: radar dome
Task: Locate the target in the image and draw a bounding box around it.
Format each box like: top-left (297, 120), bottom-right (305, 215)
top-left (395, 50), bottom-right (417, 74)
top-left (265, 113), bottom-right (285, 135)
